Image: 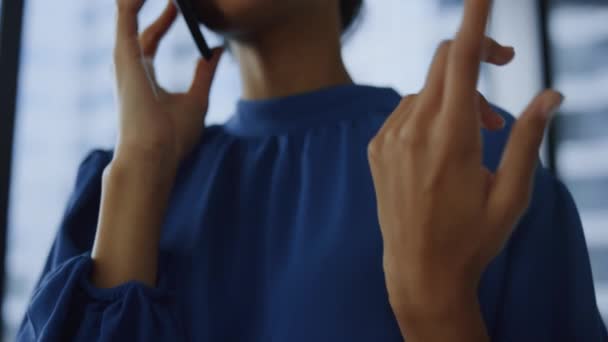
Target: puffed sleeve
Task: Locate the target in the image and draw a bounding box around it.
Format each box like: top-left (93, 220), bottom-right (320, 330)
top-left (494, 165), bottom-right (608, 341)
top-left (17, 150), bottom-right (186, 342)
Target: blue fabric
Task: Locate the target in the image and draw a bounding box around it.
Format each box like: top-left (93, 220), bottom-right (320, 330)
top-left (18, 84), bottom-right (607, 341)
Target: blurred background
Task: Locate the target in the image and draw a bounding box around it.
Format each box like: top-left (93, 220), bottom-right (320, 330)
top-left (0, 0), bottom-right (606, 340)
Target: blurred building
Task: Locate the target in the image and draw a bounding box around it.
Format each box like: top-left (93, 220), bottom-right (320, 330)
top-left (550, 0), bottom-right (608, 322)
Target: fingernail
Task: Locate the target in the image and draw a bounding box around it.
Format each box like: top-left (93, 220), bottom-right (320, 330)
top-left (493, 46), bottom-right (515, 63)
top-left (543, 91), bottom-right (564, 118)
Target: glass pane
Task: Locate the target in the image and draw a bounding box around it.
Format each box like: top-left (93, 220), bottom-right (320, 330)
top-left (3, 0), bottom-right (544, 339)
top-left (549, 0), bottom-right (608, 324)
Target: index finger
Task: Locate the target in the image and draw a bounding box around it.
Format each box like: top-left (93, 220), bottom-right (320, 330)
top-left (115, 0), bottom-right (145, 62)
top-left (445, 0), bottom-right (493, 110)
top-left (114, 0), bottom-right (153, 90)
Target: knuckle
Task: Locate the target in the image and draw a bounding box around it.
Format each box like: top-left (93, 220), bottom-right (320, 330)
top-left (401, 94), bottom-right (417, 105)
top-left (401, 129), bottom-right (425, 149)
top-left (398, 95), bottom-right (418, 111)
top-left (430, 40), bottom-right (453, 65)
top-left (383, 129), bottom-right (399, 145)
top-left (438, 39), bottom-right (453, 52)
top-left (367, 138), bottom-right (382, 159)
top-left (397, 126), bottom-right (409, 140)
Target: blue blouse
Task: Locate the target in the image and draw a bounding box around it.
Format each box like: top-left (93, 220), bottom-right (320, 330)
top-left (18, 85), bottom-right (607, 341)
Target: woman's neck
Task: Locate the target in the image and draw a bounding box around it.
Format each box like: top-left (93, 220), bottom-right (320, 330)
top-left (230, 6), bottom-right (353, 100)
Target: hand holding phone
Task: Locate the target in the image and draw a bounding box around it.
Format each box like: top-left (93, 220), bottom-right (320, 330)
top-left (93, 0), bottom-right (222, 289)
top-left (113, 0), bottom-right (222, 166)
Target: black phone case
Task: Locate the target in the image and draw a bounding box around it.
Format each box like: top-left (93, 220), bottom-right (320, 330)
top-left (174, 0), bottom-right (213, 60)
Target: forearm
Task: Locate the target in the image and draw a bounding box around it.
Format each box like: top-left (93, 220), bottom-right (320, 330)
top-left (91, 152), bottom-right (178, 288)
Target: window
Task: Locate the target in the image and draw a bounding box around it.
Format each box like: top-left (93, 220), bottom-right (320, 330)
top-left (549, 0), bottom-right (608, 322)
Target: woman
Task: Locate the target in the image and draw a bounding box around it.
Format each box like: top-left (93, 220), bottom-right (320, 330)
top-left (18, 0), bottom-right (606, 341)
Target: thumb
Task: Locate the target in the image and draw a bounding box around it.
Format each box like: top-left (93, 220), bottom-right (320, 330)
top-left (187, 47), bottom-right (224, 107)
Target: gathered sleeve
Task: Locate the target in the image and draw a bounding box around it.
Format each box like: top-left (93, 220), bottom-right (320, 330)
top-left (17, 151), bottom-right (186, 342)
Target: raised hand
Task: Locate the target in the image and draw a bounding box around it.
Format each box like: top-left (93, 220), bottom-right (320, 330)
top-left (90, 0), bottom-right (222, 289)
top-left (113, 0), bottom-right (222, 170)
top-left (367, 0), bottom-right (563, 340)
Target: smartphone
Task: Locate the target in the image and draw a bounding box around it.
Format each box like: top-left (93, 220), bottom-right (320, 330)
top-left (174, 0), bottom-right (213, 60)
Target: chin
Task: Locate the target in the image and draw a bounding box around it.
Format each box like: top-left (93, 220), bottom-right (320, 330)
top-left (192, 0), bottom-right (287, 36)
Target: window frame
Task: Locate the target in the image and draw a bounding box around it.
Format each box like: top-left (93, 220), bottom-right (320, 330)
top-left (0, 0), bottom-right (26, 337)
top-left (539, 0), bottom-right (559, 174)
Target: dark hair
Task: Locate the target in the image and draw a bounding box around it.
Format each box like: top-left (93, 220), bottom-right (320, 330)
top-left (340, 0), bottom-right (363, 32)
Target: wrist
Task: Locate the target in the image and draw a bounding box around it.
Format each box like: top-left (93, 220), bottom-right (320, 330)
top-left (114, 136), bottom-right (180, 169)
top-left (392, 291), bottom-right (488, 342)
top-left (386, 267), bottom-right (479, 320)
top-left (93, 153), bottom-right (177, 288)
top-left (106, 149), bottom-right (179, 187)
